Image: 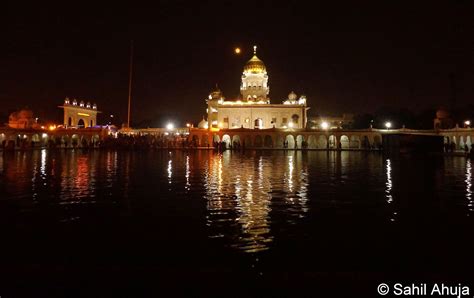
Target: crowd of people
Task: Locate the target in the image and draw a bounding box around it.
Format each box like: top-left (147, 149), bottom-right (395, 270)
top-left (3, 134), bottom-right (474, 160)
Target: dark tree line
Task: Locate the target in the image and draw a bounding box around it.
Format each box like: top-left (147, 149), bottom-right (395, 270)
top-left (350, 105), bottom-right (474, 130)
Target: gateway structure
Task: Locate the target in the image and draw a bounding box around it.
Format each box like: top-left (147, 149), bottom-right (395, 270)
top-left (203, 46), bottom-right (309, 130)
top-left (59, 97), bottom-right (100, 128)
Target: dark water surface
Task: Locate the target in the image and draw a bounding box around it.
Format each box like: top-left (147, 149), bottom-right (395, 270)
top-left (0, 149), bottom-right (472, 296)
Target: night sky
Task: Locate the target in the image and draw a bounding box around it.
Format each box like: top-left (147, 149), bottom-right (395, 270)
top-left (1, 1), bottom-right (473, 127)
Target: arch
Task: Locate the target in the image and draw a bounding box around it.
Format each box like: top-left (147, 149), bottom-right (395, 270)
top-left (213, 134), bottom-right (220, 143)
top-left (276, 135), bottom-right (285, 148)
top-left (232, 135), bottom-right (241, 147)
top-left (317, 135), bottom-right (327, 149)
top-left (307, 135), bottom-right (317, 149)
top-left (328, 135), bottom-right (337, 149)
top-left (92, 134), bottom-right (100, 147)
top-left (296, 135), bottom-right (304, 149)
top-left (285, 135), bottom-right (295, 149)
top-left (68, 117), bottom-right (72, 127)
top-left (62, 135), bottom-right (70, 147)
top-left (71, 134), bottom-right (79, 147)
top-left (31, 134), bottom-right (40, 142)
top-left (80, 135), bottom-right (89, 147)
top-left (264, 135), bottom-right (273, 147)
top-left (191, 135), bottom-right (199, 146)
top-left (373, 135), bottom-right (382, 149)
top-left (244, 135), bottom-right (252, 147)
top-left (254, 118), bottom-right (263, 129)
top-left (451, 136), bottom-right (457, 150)
top-left (459, 136), bottom-right (465, 149)
top-left (340, 135), bottom-right (349, 149)
top-left (350, 135), bottom-right (360, 149)
top-left (291, 114), bottom-right (299, 124)
top-left (41, 133), bottom-right (49, 147)
top-left (444, 136), bottom-right (450, 144)
top-left (77, 119), bottom-right (85, 128)
top-left (90, 120), bottom-right (94, 127)
top-left (254, 135), bottom-right (263, 147)
top-left (222, 134), bottom-right (232, 148)
top-left (362, 135), bottom-right (370, 149)
top-left (201, 135), bottom-right (209, 147)
top-left (466, 136), bottom-right (472, 149)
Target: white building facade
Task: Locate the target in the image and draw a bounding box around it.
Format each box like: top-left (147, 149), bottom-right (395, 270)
top-left (59, 97), bottom-right (100, 128)
top-left (204, 46), bottom-right (309, 130)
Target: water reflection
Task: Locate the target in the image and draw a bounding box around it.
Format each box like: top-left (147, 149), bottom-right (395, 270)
top-left (40, 149), bottom-right (46, 177)
top-left (384, 158), bottom-right (398, 222)
top-left (60, 152), bottom-right (95, 202)
top-left (205, 151), bottom-right (308, 253)
top-left (185, 155), bottom-right (190, 191)
top-left (3, 149), bottom-right (474, 257)
top-left (385, 159), bottom-right (393, 203)
top-left (105, 150), bottom-right (118, 188)
top-left (466, 160), bottom-right (473, 212)
top-left (167, 157), bottom-right (173, 183)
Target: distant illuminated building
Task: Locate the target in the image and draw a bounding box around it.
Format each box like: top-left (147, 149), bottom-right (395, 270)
top-left (204, 46), bottom-right (309, 130)
top-left (59, 97), bottom-right (100, 128)
top-left (433, 106), bottom-right (454, 129)
top-left (8, 109), bottom-right (40, 129)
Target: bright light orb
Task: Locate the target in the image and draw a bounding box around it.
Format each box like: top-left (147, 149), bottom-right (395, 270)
top-left (385, 122), bottom-right (392, 129)
top-left (465, 120), bottom-right (471, 126)
top-left (321, 122), bottom-right (329, 130)
top-left (166, 123), bottom-right (174, 130)
top-left (234, 47), bottom-right (241, 54)
top-left (288, 122), bottom-right (294, 128)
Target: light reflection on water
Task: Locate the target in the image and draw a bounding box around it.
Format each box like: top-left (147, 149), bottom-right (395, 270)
top-left (385, 159), bottom-right (393, 203)
top-left (185, 155), bottom-right (190, 191)
top-left (466, 160), bottom-right (473, 212)
top-left (0, 150), bottom-right (473, 255)
top-left (204, 151), bottom-right (308, 253)
top-left (385, 158), bottom-right (398, 222)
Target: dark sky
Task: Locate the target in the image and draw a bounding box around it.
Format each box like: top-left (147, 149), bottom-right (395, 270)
top-left (1, 1), bottom-right (473, 126)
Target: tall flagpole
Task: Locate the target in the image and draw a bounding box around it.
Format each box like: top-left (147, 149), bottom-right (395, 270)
top-left (127, 40), bottom-right (134, 128)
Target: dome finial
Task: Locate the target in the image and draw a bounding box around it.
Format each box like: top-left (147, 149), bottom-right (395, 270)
top-left (253, 45), bottom-right (257, 55)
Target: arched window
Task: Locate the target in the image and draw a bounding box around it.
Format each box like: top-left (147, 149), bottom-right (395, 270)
top-left (292, 114), bottom-right (299, 124)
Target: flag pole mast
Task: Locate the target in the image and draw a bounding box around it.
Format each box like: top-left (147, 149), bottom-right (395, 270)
top-left (127, 40), bottom-right (134, 128)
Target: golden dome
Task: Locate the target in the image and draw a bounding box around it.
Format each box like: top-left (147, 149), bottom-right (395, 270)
top-left (244, 55), bottom-right (266, 73)
top-left (243, 46), bottom-right (266, 73)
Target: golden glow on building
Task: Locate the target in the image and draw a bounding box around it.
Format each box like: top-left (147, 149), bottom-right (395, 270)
top-left (203, 46), bottom-right (309, 130)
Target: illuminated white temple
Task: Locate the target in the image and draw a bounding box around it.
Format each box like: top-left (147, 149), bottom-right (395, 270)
top-left (204, 46), bottom-right (309, 130)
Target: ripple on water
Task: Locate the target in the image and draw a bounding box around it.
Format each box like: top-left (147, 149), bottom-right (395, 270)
top-left (1, 150), bottom-right (473, 257)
